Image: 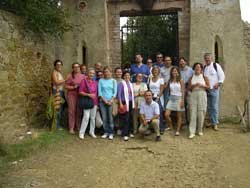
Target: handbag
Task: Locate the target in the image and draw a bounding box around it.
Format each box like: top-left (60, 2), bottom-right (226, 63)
top-left (118, 104), bottom-right (127, 114)
top-left (95, 109), bottom-right (103, 128)
top-left (78, 79), bottom-right (94, 109)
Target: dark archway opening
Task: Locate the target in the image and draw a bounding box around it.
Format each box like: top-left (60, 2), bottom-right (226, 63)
top-left (120, 13), bottom-right (179, 66)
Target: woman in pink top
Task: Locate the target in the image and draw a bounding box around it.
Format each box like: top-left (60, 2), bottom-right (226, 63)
top-left (79, 68), bottom-right (98, 139)
top-left (65, 63), bottom-right (85, 134)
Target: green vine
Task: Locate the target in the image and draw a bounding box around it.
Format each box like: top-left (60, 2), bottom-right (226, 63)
top-left (0, 0), bottom-right (72, 38)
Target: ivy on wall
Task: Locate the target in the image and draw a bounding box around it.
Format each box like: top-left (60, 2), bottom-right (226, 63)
top-left (0, 0), bottom-right (72, 38)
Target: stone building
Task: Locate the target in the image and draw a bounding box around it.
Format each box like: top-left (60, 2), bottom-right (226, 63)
top-left (0, 0), bottom-right (249, 142)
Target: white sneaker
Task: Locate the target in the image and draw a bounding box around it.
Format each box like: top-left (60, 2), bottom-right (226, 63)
top-left (124, 136), bottom-right (129, 141)
top-left (117, 129), bottom-right (122, 136)
top-left (189, 134), bottom-right (195, 139)
top-left (129, 134), bottom-right (135, 138)
top-left (108, 134), bottom-right (114, 140)
top-left (89, 133), bottom-right (97, 138)
top-left (198, 132), bottom-right (203, 136)
top-left (175, 131), bottom-right (180, 136)
top-left (101, 134), bottom-right (108, 139)
top-left (79, 133), bottom-right (84, 140)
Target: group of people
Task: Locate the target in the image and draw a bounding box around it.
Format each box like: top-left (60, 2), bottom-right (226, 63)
top-left (50, 52), bottom-right (225, 141)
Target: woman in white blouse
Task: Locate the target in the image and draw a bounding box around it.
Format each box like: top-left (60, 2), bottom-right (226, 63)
top-left (188, 63), bottom-right (210, 139)
top-left (148, 66), bottom-right (165, 134)
top-left (165, 66), bottom-right (185, 136)
top-left (133, 73), bottom-right (148, 134)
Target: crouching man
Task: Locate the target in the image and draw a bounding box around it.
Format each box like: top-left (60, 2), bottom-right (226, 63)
top-left (139, 90), bottom-right (161, 141)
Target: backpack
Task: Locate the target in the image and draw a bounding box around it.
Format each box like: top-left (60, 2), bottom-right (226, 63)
top-left (204, 62), bottom-right (217, 72)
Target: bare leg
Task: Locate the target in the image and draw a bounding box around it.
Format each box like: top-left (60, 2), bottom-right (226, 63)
top-left (165, 110), bottom-right (173, 129)
top-left (176, 112), bottom-right (183, 132)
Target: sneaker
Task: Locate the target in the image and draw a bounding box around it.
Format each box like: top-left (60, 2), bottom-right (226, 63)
top-left (101, 134), bottom-right (108, 139)
top-left (108, 134), bottom-right (114, 140)
top-left (160, 130), bottom-right (165, 135)
top-left (165, 127), bottom-right (172, 131)
top-left (89, 133), bottom-right (97, 138)
top-left (117, 129), bottom-right (122, 136)
top-left (155, 136), bottom-right (161, 142)
top-left (175, 131), bottom-right (180, 136)
top-left (79, 133), bottom-right (84, 140)
top-left (129, 134), bottom-right (135, 138)
top-left (124, 136), bottom-right (129, 141)
top-left (69, 129), bottom-right (75, 135)
top-left (198, 132), bottom-right (203, 136)
top-left (213, 125), bottom-right (219, 131)
top-left (189, 134), bottom-right (195, 139)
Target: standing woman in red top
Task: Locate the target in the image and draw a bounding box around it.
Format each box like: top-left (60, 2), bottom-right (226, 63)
top-left (65, 62), bottom-right (85, 134)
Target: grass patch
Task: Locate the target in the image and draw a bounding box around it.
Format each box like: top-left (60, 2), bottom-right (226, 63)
top-left (0, 130), bottom-right (71, 173)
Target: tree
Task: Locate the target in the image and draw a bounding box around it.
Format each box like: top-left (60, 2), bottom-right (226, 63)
top-left (121, 14), bottom-right (178, 65)
top-left (0, 0), bottom-right (72, 38)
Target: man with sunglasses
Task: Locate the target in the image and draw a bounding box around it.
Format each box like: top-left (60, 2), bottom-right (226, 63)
top-left (153, 52), bottom-right (165, 68)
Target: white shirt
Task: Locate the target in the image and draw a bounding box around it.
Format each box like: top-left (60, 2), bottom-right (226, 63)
top-left (149, 78), bottom-right (164, 98)
top-left (170, 82), bottom-right (182, 96)
top-left (191, 74), bottom-right (206, 91)
top-left (204, 62), bottom-right (225, 89)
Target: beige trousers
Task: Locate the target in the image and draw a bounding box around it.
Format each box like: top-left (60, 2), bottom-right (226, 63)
top-left (189, 90), bottom-right (207, 135)
top-left (139, 119), bottom-right (160, 136)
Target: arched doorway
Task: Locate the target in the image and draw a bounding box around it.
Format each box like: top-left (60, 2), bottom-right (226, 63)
top-left (214, 35), bottom-right (224, 68)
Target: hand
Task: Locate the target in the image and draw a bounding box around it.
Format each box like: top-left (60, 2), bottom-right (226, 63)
top-left (213, 83), bottom-right (220, 89)
top-left (180, 99), bottom-right (184, 108)
top-left (143, 119), bottom-right (150, 126)
top-left (88, 93), bottom-right (95, 99)
top-left (106, 100), bottom-right (112, 106)
top-left (135, 92), bottom-right (139, 97)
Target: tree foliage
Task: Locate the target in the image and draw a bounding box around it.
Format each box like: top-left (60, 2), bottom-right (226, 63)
top-left (121, 14), bottom-right (178, 64)
top-left (0, 0), bottom-right (72, 38)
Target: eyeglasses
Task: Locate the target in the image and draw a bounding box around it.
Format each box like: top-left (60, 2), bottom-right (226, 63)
top-left (157, 57), bottom-right (163, 59)
top-left (73, 66), bottom-right (80, 68)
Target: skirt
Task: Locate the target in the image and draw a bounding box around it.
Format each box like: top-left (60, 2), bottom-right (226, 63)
top-left (166, 95), bottom-right (185, 112)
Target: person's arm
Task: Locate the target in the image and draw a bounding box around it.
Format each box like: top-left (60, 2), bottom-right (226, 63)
top-left (98, 79), bottom-right (107, 104)
top-left (65, 74), bottom-right (77, 90)
top-left (112, 79), bottom-right (118, 103)
top-left (52, 70), bottom-right (65, 85)
top-left (158, 79), bottom-right (164, 98)
top-left (180, 80), bottom-right (185, 108)
top-left (204, 76), bottom-right (210, 90)
top-left (117, 82), bottom-right (123, 106)
top-left (188, 77), bottom-right (193, 91)
top-left (214, 64), bottom-right (225, 89)
top-left (79, 80), bottom-right (94, 98)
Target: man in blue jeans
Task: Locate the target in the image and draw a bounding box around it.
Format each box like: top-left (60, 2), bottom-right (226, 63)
top-left (203, 53), bottom-right (225, 131)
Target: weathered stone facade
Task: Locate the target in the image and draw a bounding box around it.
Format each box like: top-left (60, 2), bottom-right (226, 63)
top-left (0, 11), bottom-right (55, 143)
top-left (244, 22), bottom-right (250, 94)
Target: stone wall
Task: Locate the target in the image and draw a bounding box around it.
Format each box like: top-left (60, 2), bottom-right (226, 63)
top-left (189, 0), bottom-right (249, 117)
top-left (243, 22), bottom-right (250, 94)
top-left (56, 0), bottom-right (109, 73)
top-left (0, 11), bottom-right (55, 143)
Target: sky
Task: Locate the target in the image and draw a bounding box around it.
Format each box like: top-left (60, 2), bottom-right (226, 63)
top-left (240, 0), bottom-right (250, 22)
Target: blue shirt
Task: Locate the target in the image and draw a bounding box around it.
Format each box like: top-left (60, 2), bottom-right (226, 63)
top-left (130, 63), bottom-right (150, 83)
top-left (180, 66), bottom-right (193, 85)
top-left (140, 101), bottom-right (160, 120)
top-left (98, 78), bottom-right (117, 100)
top-left (153, 62), bottom-right (165, 68)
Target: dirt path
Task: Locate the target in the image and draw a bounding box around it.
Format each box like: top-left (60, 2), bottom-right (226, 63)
top-left (1, 124), bottom-right (250, 188)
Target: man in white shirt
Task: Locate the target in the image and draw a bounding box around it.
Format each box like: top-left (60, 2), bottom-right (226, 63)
top-left (139, 90), bottom-right (161, 141)
top-left (203, 53), bottom-right (225, 130)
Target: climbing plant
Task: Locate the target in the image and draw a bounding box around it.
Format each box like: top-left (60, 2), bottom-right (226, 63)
top-left (0, 0), bottom-right (72, 38)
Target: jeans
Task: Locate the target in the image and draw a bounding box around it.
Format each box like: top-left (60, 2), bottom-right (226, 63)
top-left (207, 89), bottom-right (219, 125)
top-left (52, 89), bottom-right (64, 129)
top-left (119, 101), bottom-right (133, 136)
top-left (155, 99), bottom-right (164, 132)
top-left (99, 101), bottom-right (114, 135)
